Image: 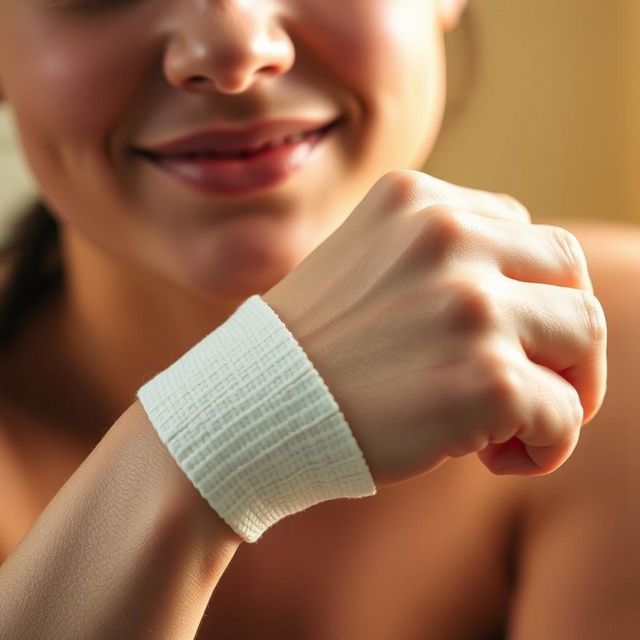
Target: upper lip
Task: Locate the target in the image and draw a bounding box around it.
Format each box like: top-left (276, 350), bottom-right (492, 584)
top-left (134, 118), bottom-right (340, 157)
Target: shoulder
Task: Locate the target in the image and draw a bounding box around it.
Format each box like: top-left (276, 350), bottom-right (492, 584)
top-left (508, 218), bottom-right (640, 638)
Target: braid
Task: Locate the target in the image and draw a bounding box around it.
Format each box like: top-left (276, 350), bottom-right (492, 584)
top-left (0, 201), bottom-right (63, 349)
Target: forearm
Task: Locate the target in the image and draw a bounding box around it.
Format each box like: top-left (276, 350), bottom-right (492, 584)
top-left (0, 400), bottom-right (241, 639)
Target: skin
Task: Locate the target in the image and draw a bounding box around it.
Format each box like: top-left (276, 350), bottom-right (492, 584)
top-left (0, 0), bottom-right (464, 422)
top-left (0, 0), bottom-right (638, 637)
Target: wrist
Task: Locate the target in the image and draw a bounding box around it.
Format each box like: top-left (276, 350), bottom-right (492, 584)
top-left (136, 295), bottom-right (376, 543)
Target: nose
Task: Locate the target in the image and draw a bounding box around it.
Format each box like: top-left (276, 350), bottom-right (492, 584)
top-left (163, 0), bottom-right (295, 95)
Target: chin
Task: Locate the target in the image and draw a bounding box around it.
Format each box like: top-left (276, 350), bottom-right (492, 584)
top-left (158, 200), bottom-right (328, 303)
top-left (174, 235), bottom-right (306, 303)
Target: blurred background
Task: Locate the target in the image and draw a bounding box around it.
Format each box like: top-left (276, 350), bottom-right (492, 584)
top-left (429, 0), bottom-right (637, 224)
top-left (1, 0), bottom-right (638, 235)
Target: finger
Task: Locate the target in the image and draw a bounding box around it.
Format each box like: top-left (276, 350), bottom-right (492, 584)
top-left (370, 170), bottom-right (531, 223)
top-left (425, 174), bottom-right (532, 224)
top-left (478, 218), bottom-right (592, 292)
top-left (477, 361), bottom-right (583, 476)
top-left (431, 273), bottom-right (605, 429)
top-left (508, 281), bottom-right (607, 425)
top-left (415, 210), bottom-right (593, 292)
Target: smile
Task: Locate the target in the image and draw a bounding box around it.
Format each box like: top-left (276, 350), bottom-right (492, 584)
top-left (131, 118), bottom-right (341, 196)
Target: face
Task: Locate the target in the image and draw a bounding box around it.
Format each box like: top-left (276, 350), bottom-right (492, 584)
top-left (0, 0), bottom-right (466, 302)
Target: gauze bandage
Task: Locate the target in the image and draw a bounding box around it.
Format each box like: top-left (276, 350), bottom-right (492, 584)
top-left (137, 295), bottom-right (376, 542)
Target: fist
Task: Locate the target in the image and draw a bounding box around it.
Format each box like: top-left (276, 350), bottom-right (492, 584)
top-left (264, 171), bottom-right (606, 485)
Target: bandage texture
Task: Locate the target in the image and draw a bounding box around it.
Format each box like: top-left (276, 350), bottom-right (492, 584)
top-left (137, 295), bottom-right (376, 542)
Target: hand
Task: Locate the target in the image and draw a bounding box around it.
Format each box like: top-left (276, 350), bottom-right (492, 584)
top-left (264, 171), bottom-right (607, 485)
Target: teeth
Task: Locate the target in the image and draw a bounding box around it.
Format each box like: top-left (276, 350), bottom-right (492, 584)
top-left (283, 132), bottom-right (308, 144)
top-left (170, 129), bottom-right (317, 160)
top-left (258, 140), bottom-right (277, 152)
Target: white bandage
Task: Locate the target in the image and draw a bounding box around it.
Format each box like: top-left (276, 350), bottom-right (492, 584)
top-left (137, 295), bottom-right (376, 542)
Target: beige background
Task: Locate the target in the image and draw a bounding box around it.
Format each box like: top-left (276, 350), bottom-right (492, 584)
top-left (1, 0), bottom-right (638, 233)
top-left (429, 0), bottom-right (638, 223)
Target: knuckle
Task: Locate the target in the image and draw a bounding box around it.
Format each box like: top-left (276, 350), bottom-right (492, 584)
top-left (443, 278), bottom-right (500, 334)
top-left (375, 171), bottom-right (458, 214)
top-left (551, 226), bottom-right (588, 285)
top-left (472, 348), bottom-right (522, 421)
top-left (418, 205), bottom-right (469, 259)
top-left (448, 432), bottom-right (491, 459)
top-left (377, 170), bottom-right (435, 209)
top-left (497, 193), bottom-right (531, 222)
top-left (567, 385), bottom-right (584, 431)
top-left (578, 290), bottom-right (607, 344)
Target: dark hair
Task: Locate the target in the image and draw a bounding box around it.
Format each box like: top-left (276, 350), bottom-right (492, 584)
top-left (0, 200), bottom-right (63, 349)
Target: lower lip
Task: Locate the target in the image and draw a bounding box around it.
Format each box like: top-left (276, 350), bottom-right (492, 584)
top-left (138, 125), bottom-right (335, 197)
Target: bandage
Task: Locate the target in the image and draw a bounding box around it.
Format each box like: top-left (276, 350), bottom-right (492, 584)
top-left (137, 295), bottom-right (376, 542)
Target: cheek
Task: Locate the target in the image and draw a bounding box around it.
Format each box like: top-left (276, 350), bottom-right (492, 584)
top-left (0, 9), bottom-right (161, 239)
top-left (299, 0), bottom-right (445, 166)
top-left (0, 12), bottom-right (152, 155)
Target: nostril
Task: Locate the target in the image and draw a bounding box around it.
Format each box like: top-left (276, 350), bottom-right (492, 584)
top-left (259, 64), bottom-right (280, 75)
top-left (163, 18), bottom-right (295, 95)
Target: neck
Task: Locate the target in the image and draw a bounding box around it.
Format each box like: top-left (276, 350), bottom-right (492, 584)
top-left (33, 227), bottom-right (246, 438)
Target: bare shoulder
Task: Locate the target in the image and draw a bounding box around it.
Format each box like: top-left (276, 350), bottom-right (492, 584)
top-left (509, 218), bottom-right (640, 639)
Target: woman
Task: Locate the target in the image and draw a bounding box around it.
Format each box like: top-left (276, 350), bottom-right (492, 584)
top-left (0, 0), bottom-right (634, 637)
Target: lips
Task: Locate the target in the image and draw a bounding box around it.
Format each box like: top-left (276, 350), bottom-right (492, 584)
top-left (134, 118), bottom-right (340, 160)
top-left (131, 118), bottom-right (341, 196)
